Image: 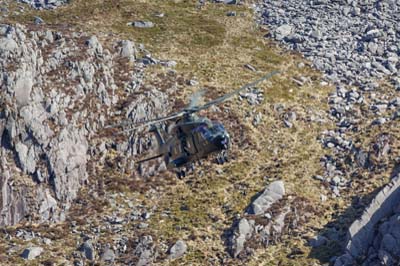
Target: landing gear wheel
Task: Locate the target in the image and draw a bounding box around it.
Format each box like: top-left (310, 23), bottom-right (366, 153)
top-left (187, 163), bottom-right (195, 172)
top-left (216, 154), bottom-right (224, 164)
top-left (222, 151), bottom-right (229, 162)
top-left (176, 169), bottom-right (186, 179)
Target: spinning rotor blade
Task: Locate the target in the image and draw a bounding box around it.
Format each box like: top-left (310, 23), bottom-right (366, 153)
top-left (193, 70), bottom-right (279, 112)
top-left (104, 120), bottom-right (133, 129)
top-left (188, 89), bottom-right (206, 109)
top-left (106, 70), bottom-right (279, 135)
top-left (105, 111), bottom-right (184, 130)
top-left (112, 111), bottom-right (186, 135)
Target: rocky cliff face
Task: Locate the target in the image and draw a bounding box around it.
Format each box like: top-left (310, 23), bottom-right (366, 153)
top-left (334, 173), bottom-right (400, 266)
top-left (0, 23), bottom-right (174, 226)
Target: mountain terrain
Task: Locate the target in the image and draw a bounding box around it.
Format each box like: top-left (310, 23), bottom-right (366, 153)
top-left (0, 0), bottom-right (399, 265)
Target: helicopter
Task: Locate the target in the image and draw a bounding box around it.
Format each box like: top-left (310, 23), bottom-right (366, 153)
top-left (113, 70), bottom-right (279, 177)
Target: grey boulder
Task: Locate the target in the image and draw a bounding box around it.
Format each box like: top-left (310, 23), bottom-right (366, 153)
top-left (248, 180), bottom-right (285, 215)
top-left (120, 40), bottom-right (136, 58)
top-left (21, 246), bottom-right (43, 260)
top-left (129, 21), bottom-right (154, 28)
top-left (230, 218), bottom-right (255, 258)
top-left (80, 240), bottom-right (95, 260)
top-left (101, 247), bottom-right (115, 263)
top-left (0, 38), bottom-right (18, 52)
top-left (168, 240), bottom-right (187, 259)
top-left (274, 25), bottom-right (293, 40)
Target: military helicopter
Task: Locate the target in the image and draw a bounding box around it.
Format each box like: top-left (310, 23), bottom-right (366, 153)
top-left (114, 70), bottom-right (279, 177)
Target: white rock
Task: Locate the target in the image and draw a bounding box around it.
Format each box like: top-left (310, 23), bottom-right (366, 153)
top-left (21, 247), bottom-right (43, 260)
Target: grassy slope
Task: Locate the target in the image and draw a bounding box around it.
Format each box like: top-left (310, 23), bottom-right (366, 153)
top-left (3, 0), bottom-right (399, 265)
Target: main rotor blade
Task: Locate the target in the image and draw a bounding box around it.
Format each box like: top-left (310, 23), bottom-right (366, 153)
top-left (195, 70), bottom-right (279, 111)
top-left (104, 120), bottom-right (133, 129)
top-left (106, 70), bottom-right (279, 135)
top-left (105, 109), bottom-right (185, 130)
top-left (188, 89), bottom-right (206, 109)
top-left (113, 111), bottom-right (185, 135)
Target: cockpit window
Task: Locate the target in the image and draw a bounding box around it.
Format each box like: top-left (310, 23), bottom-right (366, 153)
top-left (193, 124), bottom-right (213, 141)
top-left (193, 122), bottom-right (226, 142)
top-left (211, 122), bottom-right (225, 134)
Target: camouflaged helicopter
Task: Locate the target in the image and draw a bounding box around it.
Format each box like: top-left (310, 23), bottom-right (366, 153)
top-left (116, 70), bottom-right (279, 177)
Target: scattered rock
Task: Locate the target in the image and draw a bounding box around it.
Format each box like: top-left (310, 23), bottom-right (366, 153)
top-left (258, 1), bottom-right (399, 86)
top-left (230, 218), bottom-right (255, 258)
top-left (80, 240), bottom-right (95, 260)
top-left (244, 64), bottom-right (256, 71)
top-left (100, 247), bottom-right (115, 263)
top-left (320, 194), bottom-right (327, 202)
top-left (135, 235), bottom-right (155, 266)
top-left (354, 149), bottom-right (370, 169)
top-left (153, 12), bottom-right (165, 18)
top-left (223, 0), bottom-right (240, 4)
top-left (247, 180), bottom-right (285, 215)
top-left (120, 40), bottom-right (136, 59)
top-left (274, 24), bottom-right (293, 40)
top-left (168, 240), bottom-right (187, 259)
top-left (187, 79), bottom-right (199, 86)
top-left (19, 0), bottom-right (69, 9)
top-left (129, 21), bottom-right (155, 28)
top-left (21, 247), bottom-right (43, 260)
top-left (34, 16), bottom-right (44, 24)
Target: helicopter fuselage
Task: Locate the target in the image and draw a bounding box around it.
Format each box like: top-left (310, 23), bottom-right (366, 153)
top-left (128, 70), bottom-right (279, 175)
top-left (152, 115), bottom-right (230, 169)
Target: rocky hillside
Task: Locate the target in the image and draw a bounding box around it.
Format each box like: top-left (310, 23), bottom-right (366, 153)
top-left (0, 22), bottom-right (177, 226)
top-left (259, 1), bottom-right (400, 265)
top-left (0, 0), bottom-right (399, 265)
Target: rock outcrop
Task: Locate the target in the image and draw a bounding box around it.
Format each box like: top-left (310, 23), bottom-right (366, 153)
top-left (21, 246), bottom-right (43, 260)
top-left (168, 240), bottom-right (187, 259)
top-left (247, 180), bottom-right (285, 215)
top-left (228, 181), bottom-right (287, 258)
top-left (0, 23), bottom-right (175, 225)
top-left (334, 174), bottom-right (400, 266)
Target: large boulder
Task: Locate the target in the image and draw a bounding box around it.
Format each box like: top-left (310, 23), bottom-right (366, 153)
top-left (120, 40), bottom-right (136, 59)
top-left (230, 218), bottom-right (255, 258)
top-left (80, 240), bottom-right (95, 260)
top-left (21, 246), bottom-right (43, 260)
top-left (168, 240), bottom-right (187, 259)
top-left (333, 174), bottom-right (400, 265)
top-left (248, 180), bottom-right (285, 215)
top-left (0, 38), bottom-right (18, 52)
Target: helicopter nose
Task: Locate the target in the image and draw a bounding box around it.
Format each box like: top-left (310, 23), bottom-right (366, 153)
top-left (215, 134), bottom-right (229, 150)
top-left (223, 134), bottom-right (230, 149)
